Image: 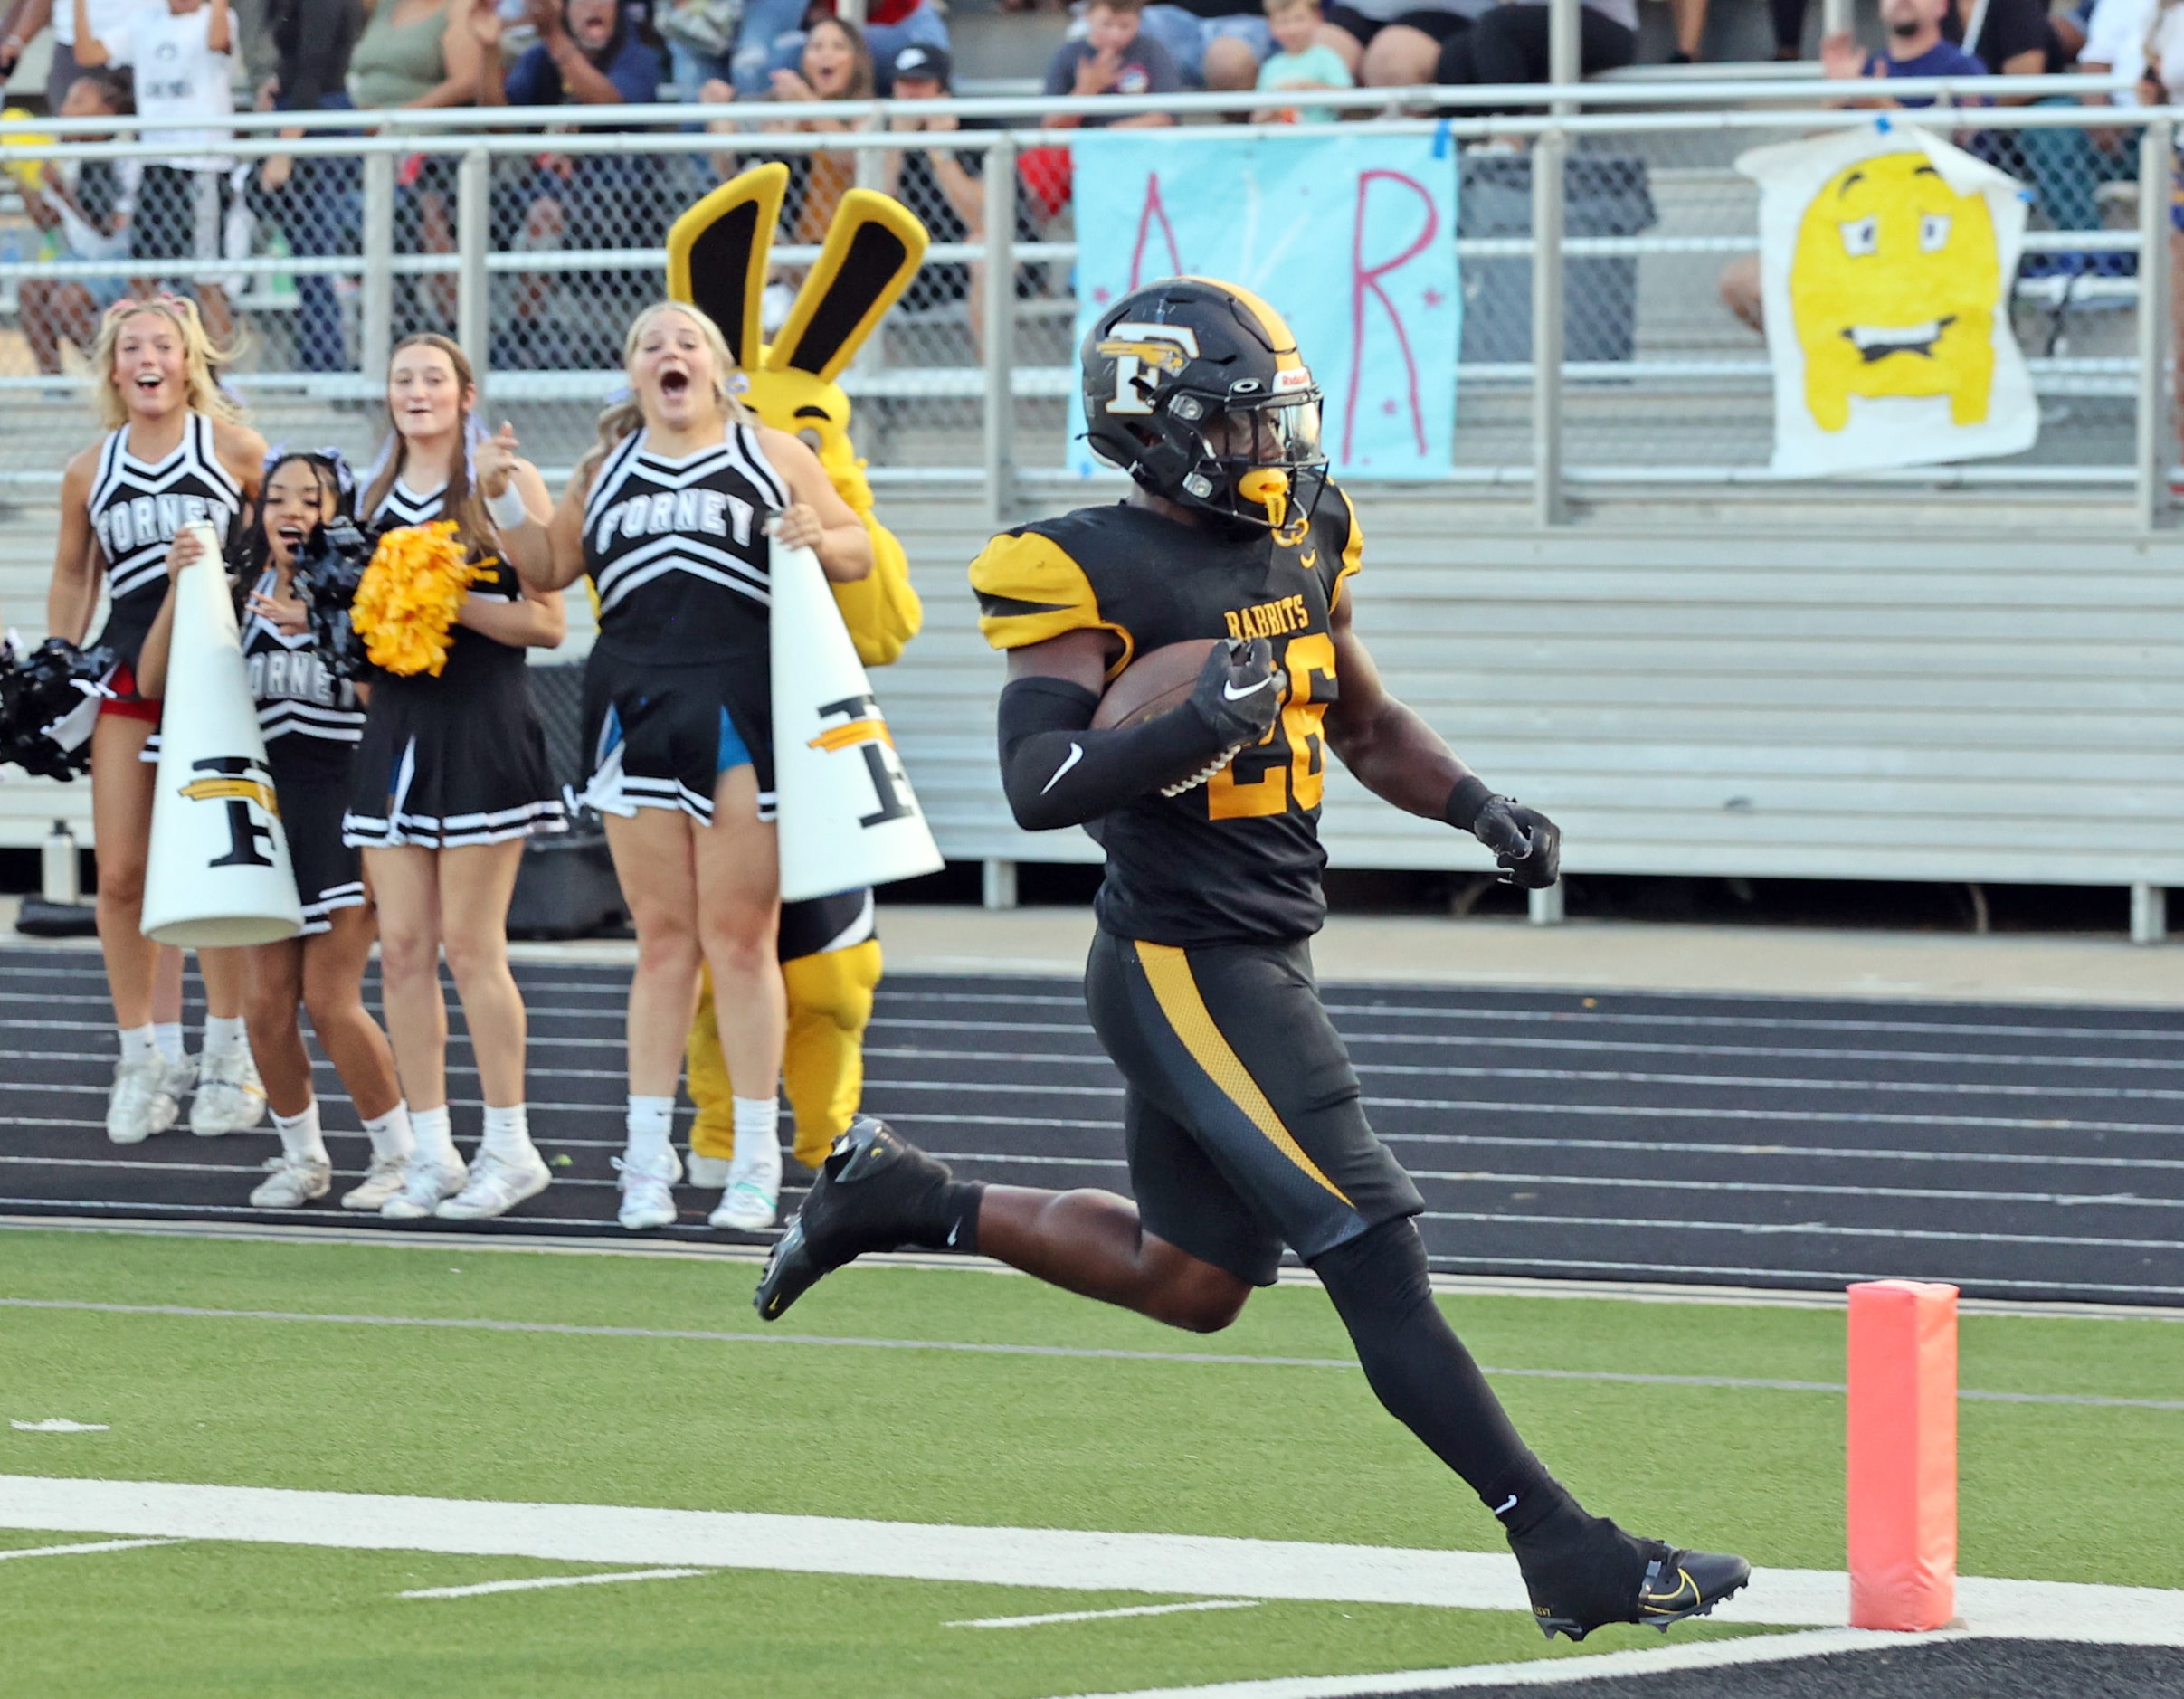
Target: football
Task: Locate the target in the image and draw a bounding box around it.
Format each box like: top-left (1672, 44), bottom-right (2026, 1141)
top-left (1090, 638), bottom-right (1222, 731)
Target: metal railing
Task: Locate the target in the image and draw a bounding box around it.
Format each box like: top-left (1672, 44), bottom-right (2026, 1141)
top-left (0, 76), bottom-right (2166, 525)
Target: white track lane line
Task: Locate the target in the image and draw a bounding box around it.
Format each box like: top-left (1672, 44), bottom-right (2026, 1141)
top-left (0, 1536), bottom-right (187, 1561)
top-left (949, 1599), bottom-right (1261, 1629)
top-left (1039, 1628), bottom-right (1947, 1699)
top-left (4, 1477), bottom-right (2179, 1645)
top-left (399, 1567), bottom-right (708, 1599)
top-left (8, 1296), bottom-right (2179, 1409)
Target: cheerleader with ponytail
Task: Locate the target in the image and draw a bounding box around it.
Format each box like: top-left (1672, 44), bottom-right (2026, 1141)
top-left (343, 333), bottom-right (567, 1224)
top-left (136, 450), bottom-right (413, 1211)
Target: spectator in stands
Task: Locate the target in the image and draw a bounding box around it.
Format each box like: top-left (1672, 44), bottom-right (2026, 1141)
top-left (1434, 0), bottom-right (1638, 90)
top-left (1040, 0), bottom-right (1179, 127)
top-left (347, 0), bottom-right (489, 327)
top-left (1715, 0), bottom-right (1984, 331)
top-left (71, 0), bottom-right (240, 343)
top-left (1133, 0), bottom-right (1277, 92)
top-left (257, 0), bottom-right (366, 373)
top-left (1254, 0), bottom-right (1354, 119)
top-left (1321, 0), bottom-right (1479, 90)
top-left (1769, 0), bottom-right (1809, 59)
top-left (0, 0), bottom-right (137, 112)
top-left (19, 70), bottom-right (135, 375)
top-left (703, 14), bottom-right (873, 252)
top-left (1944, 0), bottom-right (2052, 79)
top-left (481, 0), bottom-right (667, 365)
top-left (2081, 0), bottom-right (2156, 94)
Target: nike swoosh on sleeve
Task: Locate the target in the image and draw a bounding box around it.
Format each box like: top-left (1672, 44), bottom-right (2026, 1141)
top-left (1040, 742), bottom-right (1085, 794)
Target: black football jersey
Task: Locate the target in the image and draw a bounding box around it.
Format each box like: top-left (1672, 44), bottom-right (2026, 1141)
top-left (970, 490), bottom-right (1363, 946)
top-left (86, 412), bottom-right (244, 668)
top-left (582, 425), bottom-right (785, 665)
top-left (241, 567), bottom-right (363, 764)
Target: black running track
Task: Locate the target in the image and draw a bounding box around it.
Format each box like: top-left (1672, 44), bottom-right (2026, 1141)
top-left (4, 945), bottom-right (2183, 1307)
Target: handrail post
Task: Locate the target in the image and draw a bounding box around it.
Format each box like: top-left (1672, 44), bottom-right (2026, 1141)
top-left (981, 133), bottom-right (1018, 530)
top-left (457, 147), bottom-right (492, 407)
top-left (361, 148), bottom-right (394, 384)
top-left (1532, 126), bottom-right (1567, 527)
top-left (2135, 117), bottom-right (2170, 530)
top-left (1548, 0), bottom-right (1579, 117)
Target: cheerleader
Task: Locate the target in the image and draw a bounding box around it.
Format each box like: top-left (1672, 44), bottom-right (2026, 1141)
top-left (344, 333), bottom-right (566, 1223)
top-left (491, 301), bottom-right (869, 1233)
top-left (135, 451), bottom-right (413, 1210)
top-left (49, 297), bottom-right (267, 1145)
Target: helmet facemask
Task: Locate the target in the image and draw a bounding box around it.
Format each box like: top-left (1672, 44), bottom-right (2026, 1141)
top-left (1166, 384), bottom-right (1328, 540)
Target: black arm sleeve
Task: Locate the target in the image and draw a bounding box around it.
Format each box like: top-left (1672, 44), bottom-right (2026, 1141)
top-left (996, 674), bottom-right (1232, 832)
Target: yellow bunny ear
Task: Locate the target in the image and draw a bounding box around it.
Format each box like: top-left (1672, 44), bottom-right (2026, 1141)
top-left (666, 163), bottom-right (790, 371)
top-left (765, 190), bottom-right (931, 384)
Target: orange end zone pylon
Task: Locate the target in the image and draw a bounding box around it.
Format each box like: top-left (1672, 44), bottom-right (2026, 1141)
top-left (1847, 1278), bottom-right (1960, 1631)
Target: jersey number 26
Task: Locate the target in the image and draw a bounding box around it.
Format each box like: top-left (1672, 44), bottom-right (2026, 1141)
top-left (1207, 632), bottom-right (1336, 821)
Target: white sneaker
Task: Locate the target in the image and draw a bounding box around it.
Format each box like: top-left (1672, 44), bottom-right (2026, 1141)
top-left (685, 1152), bottom-right (733, 1189)
top-left (340, 1153), bottom-right (409, 1211)
top-left (106, 1056), bottom-right (184, 1144)
top-left (381, 1158), bottom-right (468, 1220)
top-left (708, 1140), bottom-right (782, 1231)
top-left (191, 1049), bottom-right (266, 1136)
top-left (614, 1149), bottom-right (682, 1231)
top-left (249, 1155), bottom-right (331, 1210)
top-left (434, 1150), bottom-right (551, 1221)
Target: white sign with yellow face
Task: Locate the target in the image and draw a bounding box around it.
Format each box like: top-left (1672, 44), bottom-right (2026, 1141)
top-left (1736, 121), bottom-right (2036, 479)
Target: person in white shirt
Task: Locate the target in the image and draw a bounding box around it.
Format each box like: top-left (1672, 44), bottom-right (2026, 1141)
top-left (0, 0), bottom-right (141, 109)
top-left (72, 0), bottom-right (238, 343)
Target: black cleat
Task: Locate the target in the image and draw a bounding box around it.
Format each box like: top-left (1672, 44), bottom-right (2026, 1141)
top-left (1516, 1514), bottom-right (1750, 1642)
top-left (753, 1115), bottom-right (957, 1322)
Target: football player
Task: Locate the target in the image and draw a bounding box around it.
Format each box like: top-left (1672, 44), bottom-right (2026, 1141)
top-left (755, 278), bottom-right (1749, 1641)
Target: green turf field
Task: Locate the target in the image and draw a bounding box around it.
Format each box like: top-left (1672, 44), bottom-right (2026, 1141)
top-left (2, 1227), bottom-right (2179, 1697)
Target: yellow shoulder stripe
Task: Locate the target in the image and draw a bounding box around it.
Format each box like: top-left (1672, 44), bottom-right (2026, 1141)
top-left (969, 531), bottom-right (1135, 675)
top-left (1333, 489), bottom-right (1363, 611)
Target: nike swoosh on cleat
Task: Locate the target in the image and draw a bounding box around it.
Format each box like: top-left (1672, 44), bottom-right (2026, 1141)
top-left (1040, 743), bottom-right (1084, 794)
top-left (1640, 1570), bottom-right (1702, 1615)
top-left (945, 1221), bottom-right (960, 1246)
top-left (1222, 675), bottom-right (1278, 701)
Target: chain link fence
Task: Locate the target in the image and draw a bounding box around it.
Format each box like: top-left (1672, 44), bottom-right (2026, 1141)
top-left (0, 82), bottom-right (2163, 511)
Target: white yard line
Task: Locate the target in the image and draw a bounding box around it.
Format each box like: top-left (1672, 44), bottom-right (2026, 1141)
top-left (0, 1536), bottom-right (186, 1561)
top-left (1040, 1628), bottom-right (1944, 1698)
top-left (5, 1296), bottom-right (2179, 1410)
top-left (400, 1567), bottom-right (708, 1600)
top-left (2, 1476), bottom-right (2179, 1646)
top-left (950, 1600), bottom-right (1262, 1629)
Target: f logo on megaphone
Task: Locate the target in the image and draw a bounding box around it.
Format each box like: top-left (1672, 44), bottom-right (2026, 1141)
top-left (176, 755), bottom-right (282, 868)
top-left (807, 692), bottom-right (915, 828)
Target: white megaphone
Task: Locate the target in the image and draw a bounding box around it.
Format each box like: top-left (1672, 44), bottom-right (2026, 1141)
top-left (769, 537), bottom-right (943, 903)
top-left (138, 522), bottom-right (304, 946)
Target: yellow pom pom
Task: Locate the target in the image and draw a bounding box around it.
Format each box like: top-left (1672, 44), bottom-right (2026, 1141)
top-left (350, 522), bottom-right (494, 679)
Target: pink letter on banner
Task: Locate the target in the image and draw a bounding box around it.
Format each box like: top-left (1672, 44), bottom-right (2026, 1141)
top-left (1345, 170), bottom-right (1438, 463)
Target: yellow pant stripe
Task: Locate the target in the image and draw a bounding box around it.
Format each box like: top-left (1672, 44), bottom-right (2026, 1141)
top-left (1135, 941), bottom-right (1352, 1206)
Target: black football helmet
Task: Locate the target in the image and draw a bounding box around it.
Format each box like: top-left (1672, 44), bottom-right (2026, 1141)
top-left (1081, 277), bottom-right (1327, 540)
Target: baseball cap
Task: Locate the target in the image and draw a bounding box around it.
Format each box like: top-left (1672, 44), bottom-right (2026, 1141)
top-left (890, 43), bottom-right (954, 87)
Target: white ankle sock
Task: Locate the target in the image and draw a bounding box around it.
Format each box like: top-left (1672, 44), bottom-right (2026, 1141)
top-left (731, 1096), bottom-right (779, 1168)
top-left (480, 1103), bottom-right (536, 1165)
top-left (119, 1024), bottom-right (157, 1067)
top-left (361, 1102), bottom-right (415, 1164)
top-left (203, 1014), bottom-right (246, 1060)
top-left (271, 1102), bottom-right (328, 1166)
top-left (151, 1022), bottom-right (184, 1065)
top-left (625, 1095), bottom-right (675, 1166)
top-left (410, 1104), bottom-right (460, 1170)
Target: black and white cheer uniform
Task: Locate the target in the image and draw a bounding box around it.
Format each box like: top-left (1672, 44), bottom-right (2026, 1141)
top-left (84, 411), bottom-right (242, 701)
top-left (578, 425), bottom-right (787, 825)
top-left (242, 568), bottom-right (368, 934)
top-left (341, 479), bottom-right (565, 850)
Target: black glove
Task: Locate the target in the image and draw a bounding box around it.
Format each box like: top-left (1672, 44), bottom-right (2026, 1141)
top-left (1187, 636), bottom-right (1284, 748)
top-left (1446, 776), bottom-right (1562, 889)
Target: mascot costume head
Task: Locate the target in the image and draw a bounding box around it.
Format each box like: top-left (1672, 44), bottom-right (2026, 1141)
top-left (667, 165), bottom-right (931, 1182)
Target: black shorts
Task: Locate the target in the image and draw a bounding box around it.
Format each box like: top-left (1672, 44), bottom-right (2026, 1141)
top-left (271, 751), bottom-right (366, 935)
top-left (1084, 930), bottom-right (1423, 1286)
top-left (579, 645), bottom-right (775, 826)
top-left (133, 165), bottom-right (233, 265)
top-left (1324, 5), bottom-right (1474, 45)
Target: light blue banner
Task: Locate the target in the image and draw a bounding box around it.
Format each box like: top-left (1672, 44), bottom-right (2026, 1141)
top-left (1067, 131), bottom-right (1458, 480)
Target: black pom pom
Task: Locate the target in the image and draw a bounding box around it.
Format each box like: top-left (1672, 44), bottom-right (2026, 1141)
top-left (0, 636), bottom-right (114, 781)
top-left (290, 519), bottom-right (373, 682)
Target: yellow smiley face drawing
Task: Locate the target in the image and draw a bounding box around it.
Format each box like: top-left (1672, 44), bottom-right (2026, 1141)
top-left (1789, 150), bottom-right (2000, 432)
